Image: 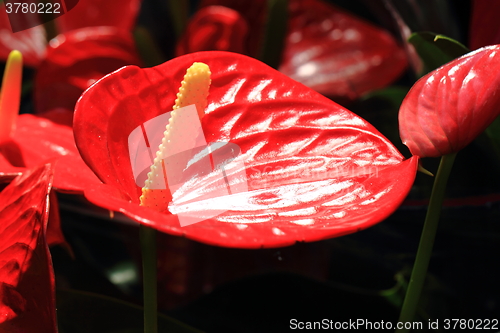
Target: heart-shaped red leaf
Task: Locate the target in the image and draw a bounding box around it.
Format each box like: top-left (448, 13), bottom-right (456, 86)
top-left (0, 163), bottom-right (57, 333)
top-left (278, 0), bottom-right (407, 100)
top-left (399, 45), bottom-right (500, 157)
top-left (34, 27), bottom-right (142, 115)
top-left (74, 51), bottom-right (417, 248)
top-left (0, 114), bottom-right (102, 193)
top-left (0, 4), bottom-right (46, 67)
top-left (56, 0), bottom-right (141, 33)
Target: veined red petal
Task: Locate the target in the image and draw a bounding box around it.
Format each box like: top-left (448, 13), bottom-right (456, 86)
top-left (0, 163), bottom-right (57, 333)
top-left (399, 45), bottom-right (500, 157)
top-left (74, 51), bottom-right (417, 248)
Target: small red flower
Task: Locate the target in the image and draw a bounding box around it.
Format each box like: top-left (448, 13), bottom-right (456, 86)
top-left (74, 51), bottom-right (417, 248)
top-left (0, 0), bottom-right (141, 68)
top-left (399, 45), bottom-right (500, 158)
top-left (176, 6), bottom-right (248, 55)
top-left (0, 163), bottom-right (57, 333)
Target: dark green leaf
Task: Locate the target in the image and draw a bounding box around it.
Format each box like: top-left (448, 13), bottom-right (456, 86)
top-left (408, 32), bottom-right (469, 76)
top-left (167, 0), bottom-right (189, 39)
top-left (361, 86), bottom-right (409, 107)
top-left (57, 289), bottom-right (204, 333)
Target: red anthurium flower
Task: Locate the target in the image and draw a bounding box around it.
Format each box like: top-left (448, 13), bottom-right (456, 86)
top-left (178, 0), bottom-right (407, 100)
top-left (0, 51), bottom-right (91, 253)
top-left (56, 0), bottom-right (142, 33)
top-left (74, 51), bottom-right (417, 248)
top-left (399, 45), bottom-right (500, 158)
top-left (176, 6), bottom-right (248, 55)
top-left (0, 58), bottom-right (93, 250)
top-left (0, 0), bottom-right (141, 68)
top-left (469, 0), bottom-right (500, 50)
top-left (0, 51), bottom-right (101, 193)
top-left (197, 0), bottom-right (266, 59)
top-left (0, 114), bottom-right (103, 192)
top-left (34, 26), bottom-right (143, 116)
top-left (0, 163), bottom-right (57, 333)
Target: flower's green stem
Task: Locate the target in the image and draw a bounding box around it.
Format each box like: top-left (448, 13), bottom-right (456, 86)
top-left (133, 26), bottom-right (167, 67)
top-left (167, 0), bottom-right (189, 39)
top-left (396, 153), bottom-right (456, 332)
top-left (140, 224), bottom-right (158, 333)
top-left (260, 0), bottom-right (288, 69)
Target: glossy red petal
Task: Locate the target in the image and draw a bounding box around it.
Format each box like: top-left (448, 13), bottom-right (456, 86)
top-left (56, 0), bottom-right (141, 33)
top-left (199, 0), bottom-right (266, 58)
top-left (74, 51), bottom-right (417, 248)
top-left (176, 6), bottom-right (248, 56)
top-left (34, 27), bottom-right (143, 115)
top-left (469, 0), bottom-right (500, 50)
top-left (0, 150), bottom-right (69, 249)
top-left (1, 114), bottom-right (101, 193)
top-left (0, 4), bottom-right (46, 67)
top-left (399, 45), bottom-right (500, 158)
top-left (279, 0), bottom-right (407, 100)
top-left (0, 163), bottom-right (57, 332)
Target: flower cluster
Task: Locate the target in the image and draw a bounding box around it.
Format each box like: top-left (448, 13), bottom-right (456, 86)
top-left (1, 0), bottom-right (499, 331)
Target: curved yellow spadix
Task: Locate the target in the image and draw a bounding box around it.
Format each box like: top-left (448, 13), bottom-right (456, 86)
top-left (139, 62), bottom-right (211, 211)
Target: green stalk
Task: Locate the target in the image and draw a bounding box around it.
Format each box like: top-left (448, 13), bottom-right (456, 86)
top-left (167, 0), bottom-right (189, 39)
top-left (140, 224), bottom-right (158, 333)
top-left (259, 0), bottom-right (288, 69)
top-left (38, 0), bottom-right (58, 41)
top-left (396, 153), bottom-right (456, 332)
top-left (133, 26), bottom-right (167, 67)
